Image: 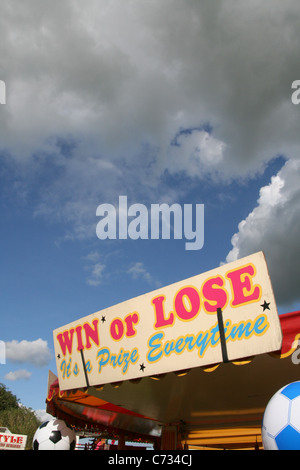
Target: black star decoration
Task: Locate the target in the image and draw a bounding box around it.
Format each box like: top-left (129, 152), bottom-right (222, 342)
top-left (57, 354), bottom-right (61, 360)
top-left (101, 316), bottom-right (106, 323)
top-left (261, 300), bottom-right (271, 311)
top-left (139, 363), bottom-right (146, 372)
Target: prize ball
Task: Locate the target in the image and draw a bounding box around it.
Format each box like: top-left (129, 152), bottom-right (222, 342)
top-left (33, 418), bottom-right (76, 450)
top-left (262, 381), bottom-right (300, 450)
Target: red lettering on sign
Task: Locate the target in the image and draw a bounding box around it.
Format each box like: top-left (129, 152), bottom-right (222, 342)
top-left (57, 319), bottom-right (100, 355)
top-left (202, 275), bottom-right (228, 313)
top-left (174, 286), bottom-right (200, 321)
top-left (152, 295), bottom-right (174, 329)
top-left (226, 263), bottom-right (261, 307)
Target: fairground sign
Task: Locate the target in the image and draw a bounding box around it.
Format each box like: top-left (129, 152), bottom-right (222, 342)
top-left (53, 251), bottom-right (282, 391)
top-left (0, 432), bottom-right (27, 450)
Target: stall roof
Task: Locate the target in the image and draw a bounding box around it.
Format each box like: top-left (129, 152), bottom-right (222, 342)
top-left (47, 311), bottom-right (300, 449)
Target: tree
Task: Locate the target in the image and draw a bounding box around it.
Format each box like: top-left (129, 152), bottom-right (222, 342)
top-left (0, 383), bottom-right (19, 411)
top-left (0, 383), bottom-right (41, 449)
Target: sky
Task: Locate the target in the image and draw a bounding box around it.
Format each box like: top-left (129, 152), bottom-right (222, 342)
top-left (0, 0), bottom-right (300, 418)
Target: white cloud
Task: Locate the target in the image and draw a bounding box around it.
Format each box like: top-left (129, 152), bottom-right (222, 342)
top-left (127, 262), bottom-right (157, 285)
top-left (82, 250), bottom-right (102, 263)
top-left (6, 339), bottom-right (52, 367)
top-left (167, 129), bottom-right (226, 179)
top-left (225, 159), bottom-right (300, 306)
top-left (5, 369), bottom-right (32, 381)
top-left (83, 250), bottom-right (106, 286)
top-left (86, 262), bottom-right (106, 286)
top-left (1, 0), bottom-right (300, 213)
top-left (34, 409), bottom-right (53, 422)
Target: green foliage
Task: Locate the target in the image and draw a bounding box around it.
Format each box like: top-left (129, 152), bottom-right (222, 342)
top-left (0, 383), bottom-right (41, 449)
top-left (0, 407), bottom-right (41, 449)
top-left (0, 383), bottom-right (19, 411)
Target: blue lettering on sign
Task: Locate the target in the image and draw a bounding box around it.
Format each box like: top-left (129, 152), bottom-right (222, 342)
top-left (146, 314), bottom-right (269, 363)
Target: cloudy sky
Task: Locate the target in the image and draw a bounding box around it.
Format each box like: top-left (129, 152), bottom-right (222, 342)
top-left (0, 0), bottom-right (300, 413)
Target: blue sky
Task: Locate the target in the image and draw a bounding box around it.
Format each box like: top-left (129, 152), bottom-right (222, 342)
top-left (0, 0), bottom-right (300, 417)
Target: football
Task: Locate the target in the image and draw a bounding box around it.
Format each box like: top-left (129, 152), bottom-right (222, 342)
top-left (33, 418), bottom-right (76, 450)
top-left (262, 381), bottom-right (300, 450)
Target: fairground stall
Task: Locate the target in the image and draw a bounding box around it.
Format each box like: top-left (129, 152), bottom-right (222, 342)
top-left (46, 252), bottom-right (300, 450)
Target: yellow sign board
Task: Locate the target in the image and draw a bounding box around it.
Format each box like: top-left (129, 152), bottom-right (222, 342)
top-left (53, 252), bottom-right (282, 391)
